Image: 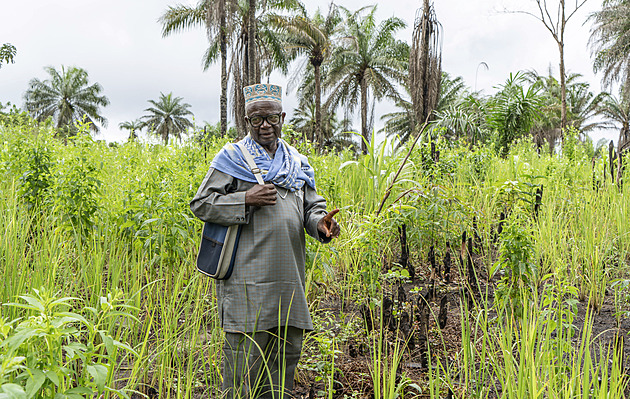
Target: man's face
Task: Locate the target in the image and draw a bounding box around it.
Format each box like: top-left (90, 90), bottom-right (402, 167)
top-left (246, 100), bottom-right (285, 149)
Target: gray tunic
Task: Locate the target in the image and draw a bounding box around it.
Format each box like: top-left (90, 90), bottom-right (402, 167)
top-left (190, 168), bottom-right (329, 333)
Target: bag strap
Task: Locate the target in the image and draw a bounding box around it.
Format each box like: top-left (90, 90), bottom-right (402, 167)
top-left (234, 142), bottom-right (265, 185)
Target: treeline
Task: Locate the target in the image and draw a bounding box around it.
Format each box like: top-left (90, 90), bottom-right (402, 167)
top-left (2, 0), bottom-right (630, 157)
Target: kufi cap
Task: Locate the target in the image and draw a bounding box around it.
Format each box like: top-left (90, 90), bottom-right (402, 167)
top-left (243, 83), bottom-right (282, 106)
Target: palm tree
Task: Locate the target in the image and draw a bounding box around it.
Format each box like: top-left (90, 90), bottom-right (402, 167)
top-left (598, 89), bottom-right (630, 185)
top-left (269, 4), bottom-right (342, 144)
top-left (381, 72), bottom-right (468, 144)
top-left (409, 0), bottom-right (442, 129)
top-left (23, 66), bottom-right (109, 136)
top-left (589, 0), bottom-right (630, 96)
top-left (159, 0), bottom-right (296, 136)
top-left (325, 6), bottom-right (409, 154)
top-left (160, 0), bottom-right (230, 137)
top-left (488, 72), bottom-right (542, 157)
top-left (525, 69), bottom-right (608, 151)
top-left (431, 94), bottom-right (488, 145)
top-left (142, 92), bottom-right (194, 144)
top-left (289, 100), bottom-right (352, 144)
top-left (119, 119), bottom-right (144, 141)
top-left (598, 90), bottom-right (630, 151)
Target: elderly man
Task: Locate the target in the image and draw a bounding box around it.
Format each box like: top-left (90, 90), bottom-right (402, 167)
top-left (190, 83), bottom-right (340, 398)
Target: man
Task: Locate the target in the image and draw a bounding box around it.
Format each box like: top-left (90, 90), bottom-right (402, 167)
top-left (190, 83), bottom-right (340, 398)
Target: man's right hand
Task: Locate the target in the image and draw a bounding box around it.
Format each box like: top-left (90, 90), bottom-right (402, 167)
top-left (245, 184), bottom-right (277, 206)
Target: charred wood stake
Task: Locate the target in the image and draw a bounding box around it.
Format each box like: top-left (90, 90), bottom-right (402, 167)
top-left (495, 211), bottom-right (506, 242)
top-left (417, 300), bottom-right (430, 369)
top-left (444, 242), bottom-right (452, 283)
top-left (438, 294), bottom-right (449, 329)
top-left (398, 224), bottom-right (415, 280)
top-left (417, 284), bottom-right (433, 313)
top-left (397, 284), bottom-right (407, 305)
top-left (360, 304), bottom-right (374, 333)
top-left (534, 185), bottom-right (543, 220)
top-left (461, 286), bottom-right (474, 310)
top-left (428, 245), bottom-right (437, 278)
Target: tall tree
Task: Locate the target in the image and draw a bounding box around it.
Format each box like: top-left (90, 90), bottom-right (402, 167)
top-left (142, 92), bottom-right (194, 144)
top-left (159, 0), bottom-right (293, 136)
top-left (524, 69), bottom-right (607, 151)
top-left (159, 0), bottom-right (230, 137)
top-left (325, 6), bottom-right (408, 154)
top-left (247, 0), bottom-right (257, 84)
top-left (598, 89), bottom-right (630, 185)
top-left (24, 66), bottom-right (109, 136)
top-left (409, 0), bottom-right (442, 131)
top-left (507, 0), bottom-right (589, 140)
top-left (269, 4), bottom-right (342, 144)
top-left (588, 0), bottom-right (630, 97)
top-left (381, 73), bottom-right (467, 144)
top-left (119, 119), bottom-right (144, 141)
top-left (598, 90), bottom-right (630, 152)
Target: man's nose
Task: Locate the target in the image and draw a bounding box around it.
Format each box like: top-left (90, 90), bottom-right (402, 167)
top-left (261, 118), bottom-right (272, 128)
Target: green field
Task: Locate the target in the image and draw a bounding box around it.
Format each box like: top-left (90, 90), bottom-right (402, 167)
top-left (2, 117), bottom-right (630, 398)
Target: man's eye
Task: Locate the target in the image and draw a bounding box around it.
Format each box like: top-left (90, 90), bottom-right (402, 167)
top-left (268, 115), bottom-right (280, 124)
top-left (250, 117), bottom-right (263, 125)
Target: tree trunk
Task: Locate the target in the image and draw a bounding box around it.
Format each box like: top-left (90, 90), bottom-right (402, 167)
top-left (314, 63), bottom-right (322, 145)
top-left (558, 39), bottom-right (567, 138)
top-left (559, 0), bottom-right (567, 144)
top-left (247, 0), bottom-right (257, 85)
top-left (361, 73), bottom-right (368, 154)
top-left (219, 0), bottom-right (227, 137)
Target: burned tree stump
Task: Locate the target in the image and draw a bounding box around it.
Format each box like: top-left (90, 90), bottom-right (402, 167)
top-left (398, 224), bottom-right (415, 280)
top-left (416, 299), bottom-right (430, 369)
top-left (428, 245), bottom-right (438, 279)
top-left (467, 237), bottom-right (478, 294)
top-left (438, 294), bottom-right (449, 329)
top-left (360, 304), bottom-right (374, 333)
top-left (397, 284), bottom-right (407, 304)
top-left (534, 185), bottom-right (543, 220)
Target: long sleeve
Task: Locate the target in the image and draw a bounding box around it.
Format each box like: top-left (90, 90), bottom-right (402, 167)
top-left (303, 184), bottom-right (331, 243)
top-left (190, 168), bottom-right (251, 226)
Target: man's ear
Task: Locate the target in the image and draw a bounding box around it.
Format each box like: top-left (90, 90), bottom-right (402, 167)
top-left (281, 112), bottom-right (286, 120)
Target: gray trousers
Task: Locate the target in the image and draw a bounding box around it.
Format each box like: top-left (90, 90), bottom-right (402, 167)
top-left (222, 327), bottom-right (303, 399)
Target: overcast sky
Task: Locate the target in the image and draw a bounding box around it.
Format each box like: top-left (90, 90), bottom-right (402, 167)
top-left (0, 0), bottom-right (616, 144)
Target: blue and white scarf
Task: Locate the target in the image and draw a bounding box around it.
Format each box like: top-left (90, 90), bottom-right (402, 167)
top-left (210, 135), bottom-right (316, 191)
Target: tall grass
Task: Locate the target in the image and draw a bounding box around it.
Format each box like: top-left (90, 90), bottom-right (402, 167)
top-left (2, 121), bottom-right (630, 398)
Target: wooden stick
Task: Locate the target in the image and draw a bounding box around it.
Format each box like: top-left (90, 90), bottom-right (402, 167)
top-left (375, 117), bottom-right (431, 217)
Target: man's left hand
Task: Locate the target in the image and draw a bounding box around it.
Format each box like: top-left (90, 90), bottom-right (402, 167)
top-left (317, 209), bottom-right (340, 239)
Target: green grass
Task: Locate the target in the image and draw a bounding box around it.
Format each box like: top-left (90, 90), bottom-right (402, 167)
top-left (1, 121), bottom-right (630, 398)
